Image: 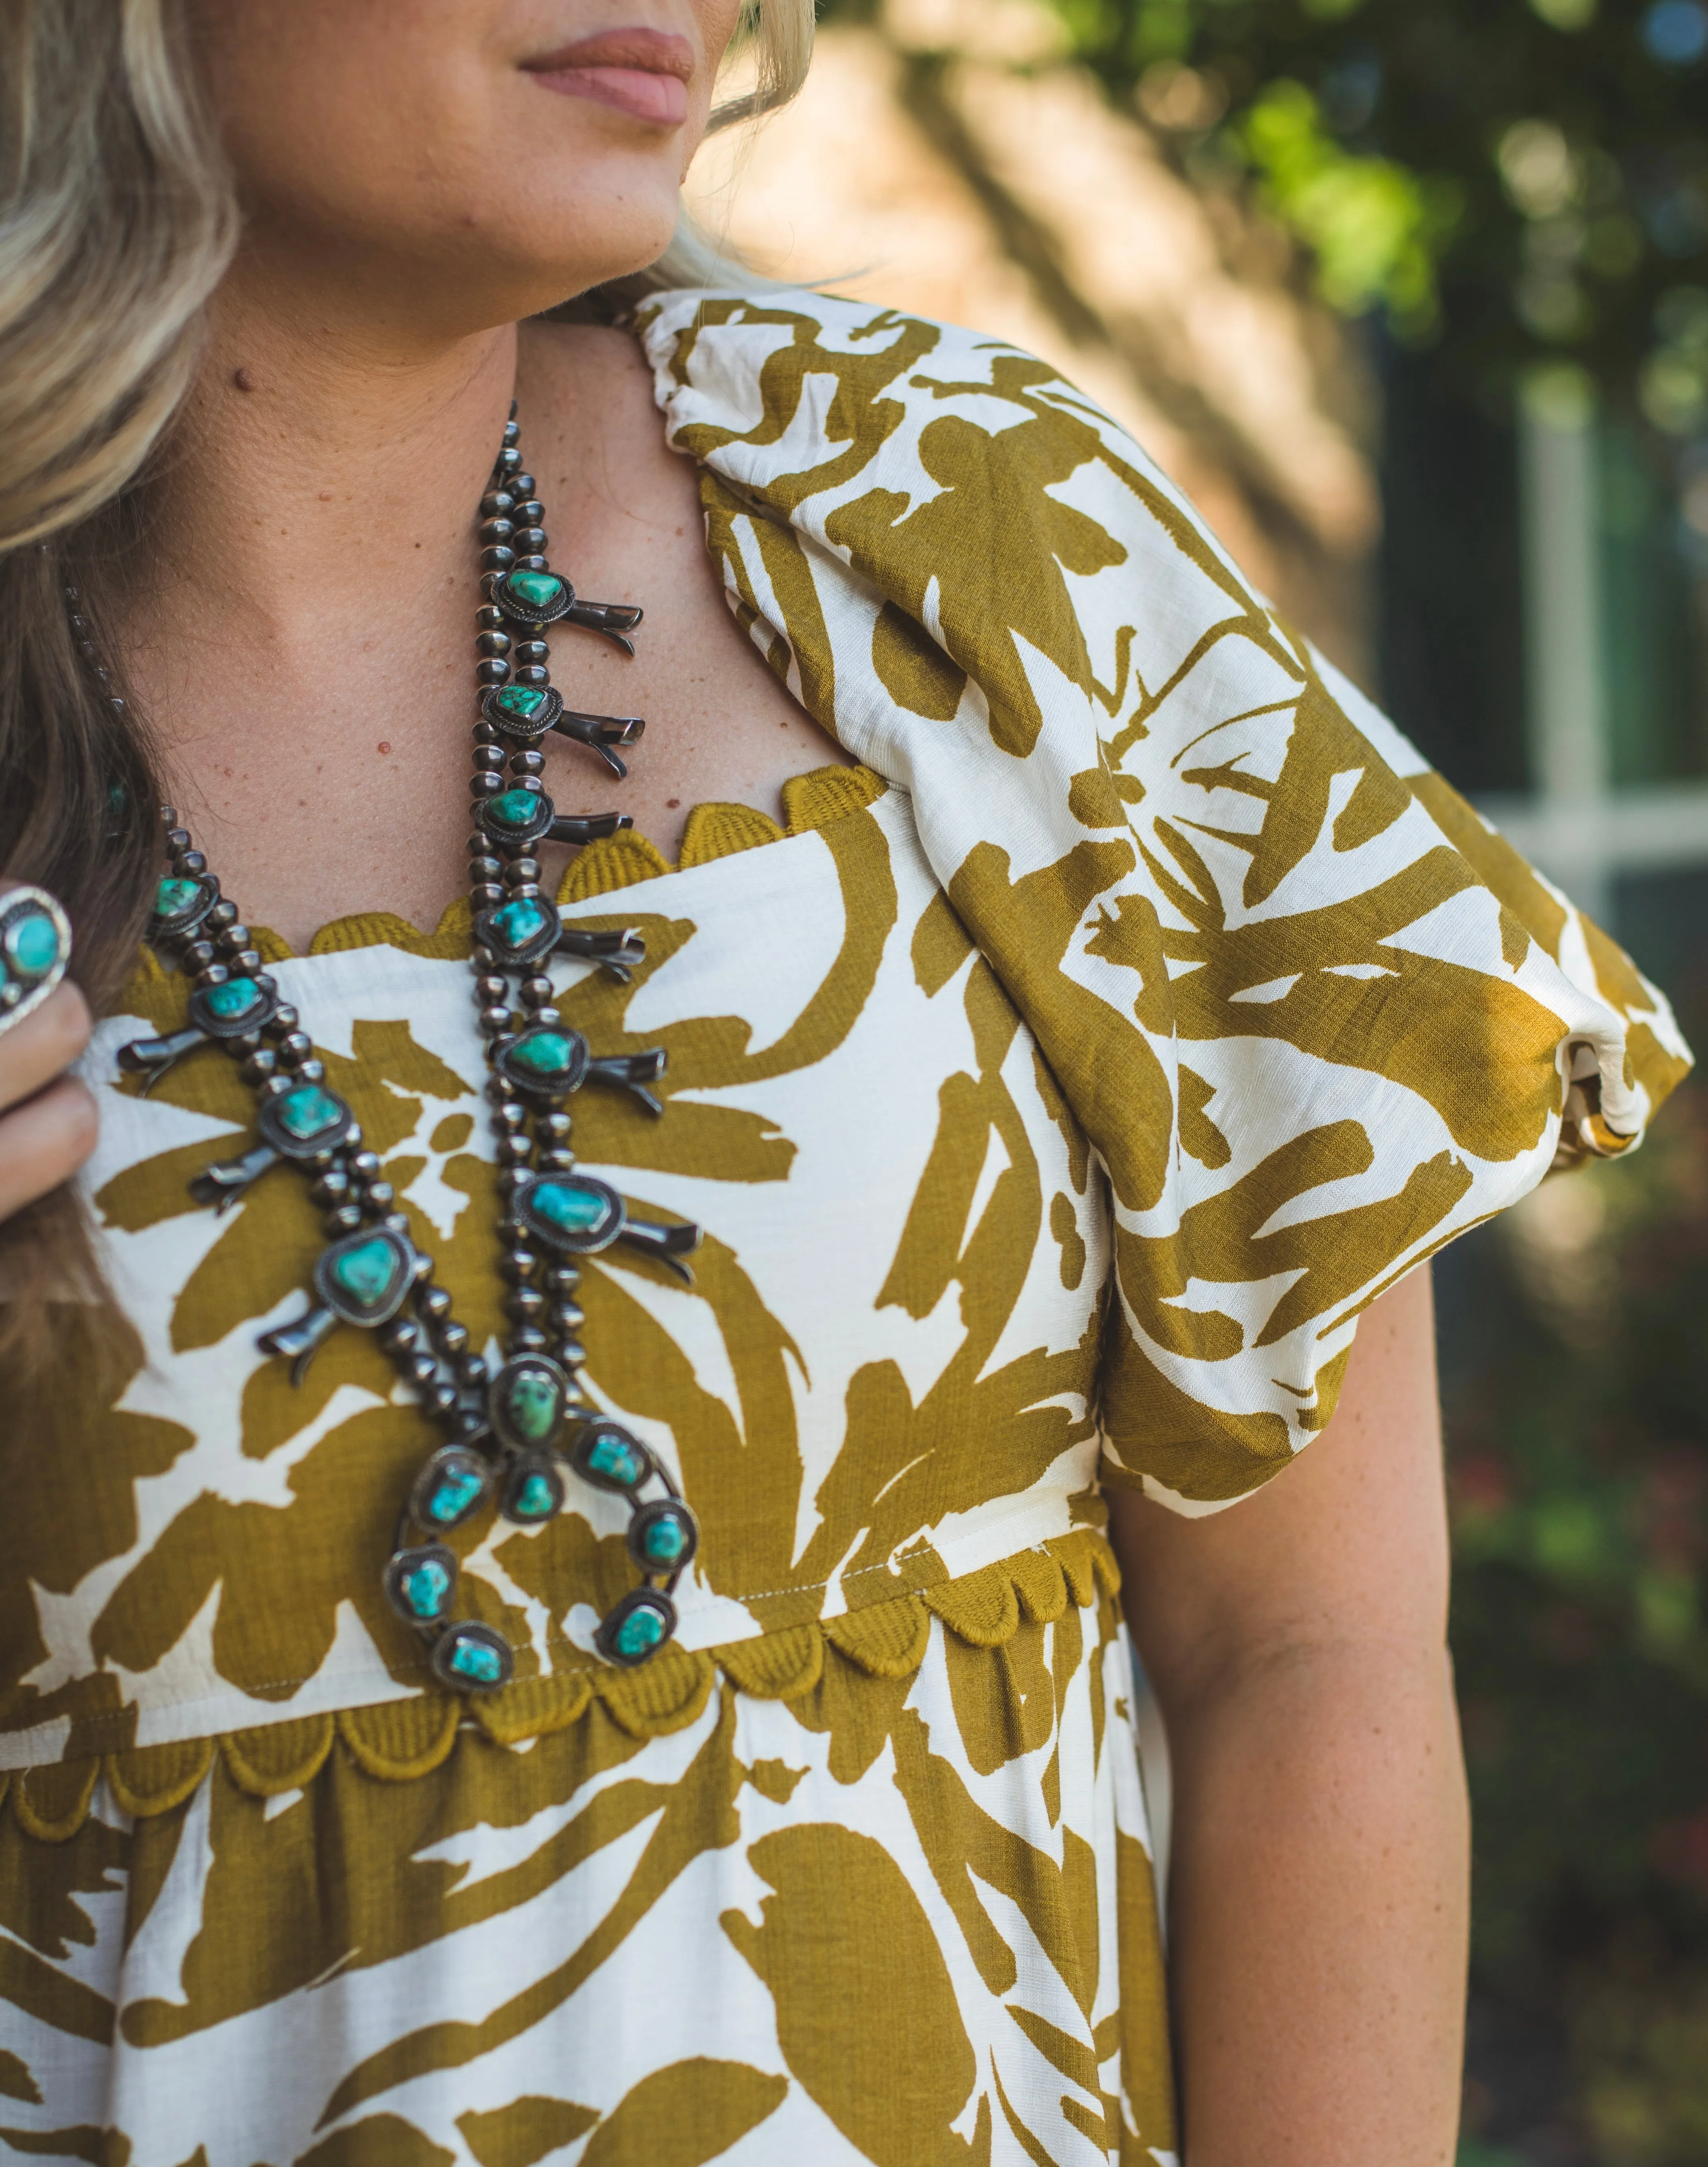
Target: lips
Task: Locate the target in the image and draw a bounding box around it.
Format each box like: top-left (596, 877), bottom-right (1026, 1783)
top-left (524, 26), bottom-right (695, 126)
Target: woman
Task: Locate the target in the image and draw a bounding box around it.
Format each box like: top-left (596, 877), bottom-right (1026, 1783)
top-left (0, 3), bottom-right (1689, 2162)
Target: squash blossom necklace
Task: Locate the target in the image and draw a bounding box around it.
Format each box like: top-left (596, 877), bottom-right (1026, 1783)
top-left (100, 405), bottom-right (702, 1693)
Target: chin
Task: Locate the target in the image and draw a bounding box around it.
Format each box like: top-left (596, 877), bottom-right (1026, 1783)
top-left (494, 129), bottom-right (700, 303)
top-left (480, 191), bottom-right (685, 322)
top-left (311, 161), bottom-right (687, 338)
top-left (539, 186), bottom-right (684, 293)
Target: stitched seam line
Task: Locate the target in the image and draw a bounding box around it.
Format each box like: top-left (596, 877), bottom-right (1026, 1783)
top-left (3, 1656), bottom-right (434, 1754)
top-left (3, 1530), bottom-right (1105, 1755)
top-left (711, 1544), bottom-right (1062, 1609)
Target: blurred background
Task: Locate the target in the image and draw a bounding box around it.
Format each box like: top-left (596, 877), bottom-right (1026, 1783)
top-left (701, 2), bottom-right (1708, 2158)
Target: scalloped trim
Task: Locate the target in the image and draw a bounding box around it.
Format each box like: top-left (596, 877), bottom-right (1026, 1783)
top-left (1, 1530), bottom-right (1117, 1841)
top-left (158, 764), bottom-right (892, 978)
top-left (559, 762), bottom-right (887, 901)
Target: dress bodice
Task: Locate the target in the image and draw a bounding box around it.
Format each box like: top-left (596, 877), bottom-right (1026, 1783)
top-left (5, 770), bottom-right (1109, 1766)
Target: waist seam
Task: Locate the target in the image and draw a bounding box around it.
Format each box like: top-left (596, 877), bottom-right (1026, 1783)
top-left (0, 1527), bottom-right (1121, 1832)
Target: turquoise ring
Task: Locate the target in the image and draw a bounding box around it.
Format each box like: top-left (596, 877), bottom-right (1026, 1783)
top-left (0, 885), bottom-right (72, 1036)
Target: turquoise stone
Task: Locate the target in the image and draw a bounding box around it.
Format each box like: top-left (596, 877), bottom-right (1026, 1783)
top-left (613, 1604), bottom-right (668, 1661)
top-left (510, 1032), bottom-right (574, 1079)
top-left (329, 1236), bottom-right (398, 1310)
top-left (154, 876), bottom-right (201, 919)
top-left (400, 1558), bottom-right (451, 1619)
top-left (505, 1368), bottom-right (560, 1442)
top-left (531, 1181), bottom-right (606, 1234)
top-left (495, 685), bottom-right (547, 719)
top-left (276, 1084), bottom-right (342, 1142)
top-left (446, 1635), bottom-right (504, 1685)
top-left (491, 898), bottom-right (549, 951)
top-left (203, 976), bottom-right (260, 1020)
top-left (427, 1463), bottom-right (484, 1524)
top-left (486, 788), bottom-right (541, 829)
top-left (2, 910), bottom-right (59, 980)
top-left (588, 1433), bottom-right (644, 1488)
top-left (513, 1471), bottom-right (557, 1519)
top-left (640, 1515), bottom-right (690, 1568)
top-left (506, 570), bottom-right (564, 610)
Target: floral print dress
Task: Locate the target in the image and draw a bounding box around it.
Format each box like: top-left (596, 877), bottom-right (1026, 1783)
top-left (0, 290), bottom-right (1688, 2167)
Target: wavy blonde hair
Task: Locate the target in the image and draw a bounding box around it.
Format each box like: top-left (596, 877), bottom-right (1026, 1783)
top-left (0, 0), bottom-right (816, 1360)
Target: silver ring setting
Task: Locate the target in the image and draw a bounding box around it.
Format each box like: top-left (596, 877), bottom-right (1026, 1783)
top-left (0, 886), bottom-right (72, 1036)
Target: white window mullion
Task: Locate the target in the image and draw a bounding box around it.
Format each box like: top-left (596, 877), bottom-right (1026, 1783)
top-left (1515, 364), bottom-right (1612, 923)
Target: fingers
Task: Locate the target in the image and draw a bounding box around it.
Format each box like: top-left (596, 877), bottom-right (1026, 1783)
top-left (0, 1073), bottom-right (100, 1220)
top-left (0, 980), bottom-right (92, 1117)
top-left (0, 982), bottom-right (98, 1224)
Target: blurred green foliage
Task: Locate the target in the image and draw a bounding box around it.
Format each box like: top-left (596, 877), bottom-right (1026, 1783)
top-left (1041, 0), bottom-right (1708, 419)
top-left (1233, 77), bottom-right (1460, 327)
top-left (1573, 1968), bottom-right (1708, 2161)
top-left (1440, 1071), bottom-right (1708, 2158)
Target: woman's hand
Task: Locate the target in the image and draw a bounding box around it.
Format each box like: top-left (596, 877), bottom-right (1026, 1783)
top-left (0, 973), bottom-right (98, 1221)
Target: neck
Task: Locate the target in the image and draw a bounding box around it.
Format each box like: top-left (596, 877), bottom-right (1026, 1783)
top-left (132, 252), bottom-right (518, 646)
top-left (107, 247), bottom-right (529, 947)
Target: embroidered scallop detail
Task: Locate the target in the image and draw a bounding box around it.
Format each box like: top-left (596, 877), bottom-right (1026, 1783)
top-left (250, 927), bottom-right (295, 965)
top-left (922, 1565), bottom-right (1020, 1647)
top-left (11, 1757), bottom-right (98, 1843)
top-left (1050, 1528), bottom-right (1115, 1608)
top-left (471, 1671), bottom-right (594, 1747)
top-left (679, 802), bottom-right (784, 865)
top-left (782, 764), bottom-right (887, 832)
top-left (590, 1649), bottom-right (716, 1739)
top-left (550, 763), bottom-right (890, 901)
top-left (306, 911), bottom-right (427, 959)
top-left (335, 1695), bottom-right (460, 1780)
top-left (0, 1531), bottom-right (1117, 1836)
top-left (558, 830), bottom-right (673, 901)
top-left (1010, 1547), bottom-right (1073, 1626)
top-left (824, 1595), bottom-right (933, 1679)
top-left (306, 899), bottom-right (472, 961)
top-left (222, 1715), bottom-right (337, 1797)
top-left (107, 1737), bottom-right (215, 1818)
top-left (716, 1622), bottom-right (823, 1701)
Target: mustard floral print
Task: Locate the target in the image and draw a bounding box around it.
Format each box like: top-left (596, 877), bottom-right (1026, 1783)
top-left (640, 289), bottom-right (1687, 1502)
top-left (0, 288), bottom-right (1686, 2165)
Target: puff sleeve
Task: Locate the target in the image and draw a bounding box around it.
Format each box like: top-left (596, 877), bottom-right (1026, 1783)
top-left (642, 288), bottom-right (1693, 1512)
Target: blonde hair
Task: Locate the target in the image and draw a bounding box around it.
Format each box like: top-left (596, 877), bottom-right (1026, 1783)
top-left (0, 0), bottom-right (815, 1361)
